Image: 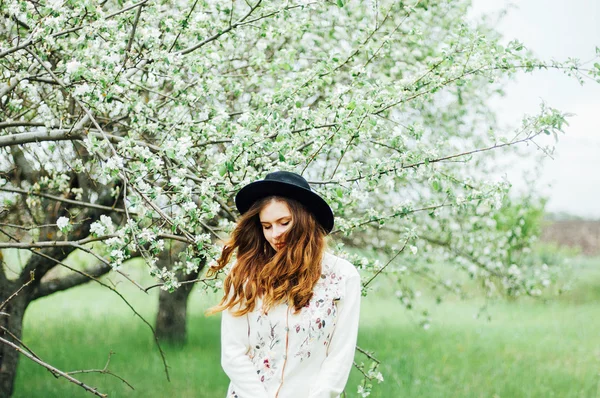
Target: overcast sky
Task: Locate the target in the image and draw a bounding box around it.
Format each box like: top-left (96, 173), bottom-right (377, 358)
top-left (470, 0), bottom-right (600, 218)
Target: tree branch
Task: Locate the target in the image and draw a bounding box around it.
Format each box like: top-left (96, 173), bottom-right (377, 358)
top-left (0, 38), bottom-right (33, 59)
top-left (362, 240), bottom-right (408, 288)
top-left (105, 0), bottom-right (149, 19)
top-left (0, 77), bottom-right (20, 98)
top-left (356, 346), bottom-right (381, 364)
top-left (31, 263), bottom-right (110, 300)
top-left (0, 271), bottom-right (34, 311)
top-left (0, 336), bottom-right (108, 398)
top-left (331, 202), bottom-right (452, 235)
top-left (310, 129), bottom-right (545, 185)
top-left (0, 121), bottom-right (45, 130)
top-left (421, 235), bottom-right (504, 278)
top-left (66, 351), bottom-right (135, 391)
top-left (168, 0), bottom-right (199, 52)
top-left (0, 186), bottom-right (129, 214)
top-left (178, 0), bottom-right (263, 55)
top-left (0, 128), bottom-right (160, 152)
top-left (0, 231), bottom-right (196, 249)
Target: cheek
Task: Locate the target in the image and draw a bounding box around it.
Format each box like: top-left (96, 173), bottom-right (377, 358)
top-left (262, 229), bottom-right (271, 242)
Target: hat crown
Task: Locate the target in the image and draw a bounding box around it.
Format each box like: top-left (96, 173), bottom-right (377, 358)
top-left (264, 171), bottom-right (311, 191)
top-left (235, 170), bottom-right (334, 233)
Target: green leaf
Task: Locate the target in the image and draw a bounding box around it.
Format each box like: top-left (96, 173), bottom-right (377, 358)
top-left (337, 0), bottom-right (344, 7)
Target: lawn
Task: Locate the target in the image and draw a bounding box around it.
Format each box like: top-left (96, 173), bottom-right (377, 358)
top-left (13, 256), bottom-right (600, 397)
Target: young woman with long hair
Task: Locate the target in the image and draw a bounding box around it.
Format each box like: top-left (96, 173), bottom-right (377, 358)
top-left (207, 171), bottom-right (361, 398)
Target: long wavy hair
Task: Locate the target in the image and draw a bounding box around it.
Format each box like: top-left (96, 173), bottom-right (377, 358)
top-left (206, 196), bottom-right (327, 316)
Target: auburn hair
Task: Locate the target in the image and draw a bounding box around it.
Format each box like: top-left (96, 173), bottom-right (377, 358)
top-left (206, 196), bottom-right (327, 316)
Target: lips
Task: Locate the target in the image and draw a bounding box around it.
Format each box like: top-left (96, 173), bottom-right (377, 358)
top-left (275, 243), bottom-right (285, 249)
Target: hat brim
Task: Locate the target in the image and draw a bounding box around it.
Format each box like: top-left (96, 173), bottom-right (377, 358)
top-left (235, 180), bottom-right (334, 234)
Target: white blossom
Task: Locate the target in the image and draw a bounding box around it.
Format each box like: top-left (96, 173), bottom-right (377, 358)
top-left (89, 221), bottom-right (106, 236)
top-left (103, 156), bottom-right (124, 174)
top-left (56, 216), bottom-right (70, 233)
top-left (65, 60), bottom-right (83, 74)
top-left (357, 385), bottom-right (371, 397)
top-left (110, 249), bottom-right (125, 268)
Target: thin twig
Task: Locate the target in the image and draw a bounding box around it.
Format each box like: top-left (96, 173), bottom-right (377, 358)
top-left (0, 336), bottom-right (107, 397)
top-left (362, 240), bottom-right (408, 288)
top-left (178, 0), bottom-right (263, 55)
top-left (66, 351), bottom-right (135, 390)
top-left (168, 0), bottom-right (199, 52)
top-left (330, 202), bottom-right (452, 235)
top-left (144, 274), bottom-right (218, 292)
top-left (0, 326), bottom-right (41, 360)
top-left (310, 129), bottom-right (546, 185)
top-left (105, 0), bottom-right (149, 19)
top-left (356, 346), bottom-right (381, 364)
top-left (0, 271), bottom-right (34, 311)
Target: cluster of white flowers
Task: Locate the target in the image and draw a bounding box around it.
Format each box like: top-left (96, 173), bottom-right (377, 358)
top-left (89, 215), bottom-right (115, 237)
top-left (56, 216), bottom-right (71, 233)
top-left (357, 385), bottom-right (372, 397)
top-left (109, 249), bottom-right (125, 269)
top-left (102, 156), bottom-right (124, 176)
top-left (138, 228), bottom-right (157, 243)
top-left (366, 369), bottom-right (384, 383)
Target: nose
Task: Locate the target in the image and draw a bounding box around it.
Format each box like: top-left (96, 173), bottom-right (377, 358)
top-left (272, 225), bottom-right (284, 240)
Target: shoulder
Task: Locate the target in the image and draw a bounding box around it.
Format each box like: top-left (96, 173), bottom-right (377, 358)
top-left (322, 251), bottom-right (360, 281)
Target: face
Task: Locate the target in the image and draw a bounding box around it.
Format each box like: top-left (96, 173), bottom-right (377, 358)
top-left (259, 199), bottom-right (293, 252)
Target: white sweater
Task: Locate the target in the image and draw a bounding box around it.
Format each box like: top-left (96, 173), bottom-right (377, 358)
top-left (221, 252), bottom-right (361, 398)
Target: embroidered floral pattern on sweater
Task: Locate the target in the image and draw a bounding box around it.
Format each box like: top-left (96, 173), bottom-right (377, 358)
top-left (248, 308), bottom-right (283, 383)
top-left (293, 263), bottom-right (343, 361)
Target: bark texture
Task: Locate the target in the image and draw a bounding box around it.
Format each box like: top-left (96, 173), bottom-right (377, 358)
top-left (155, 244), bottom-right (206, 345)
top-left (155, 281), bottom-right (197, 345)
top-left (0, 282), bottom-right (28, 398)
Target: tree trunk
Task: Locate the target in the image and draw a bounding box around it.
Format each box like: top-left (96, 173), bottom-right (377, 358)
top-left (155, 282), bottom-right (196, 345)
top-left (0, 282), bottom-right (29, 397)
top-left (154, 243), bottom-right (206, 345)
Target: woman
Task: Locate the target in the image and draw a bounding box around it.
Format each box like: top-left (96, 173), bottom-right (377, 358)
top-left (207, 171), bottom-right (361, 398)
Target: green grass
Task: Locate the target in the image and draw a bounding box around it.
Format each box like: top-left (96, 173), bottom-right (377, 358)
top-left (13, 256), bottom-right (600, 398)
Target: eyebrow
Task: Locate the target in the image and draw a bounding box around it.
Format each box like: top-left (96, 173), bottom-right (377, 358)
top-left (260, 216), bottom-right (291, 224)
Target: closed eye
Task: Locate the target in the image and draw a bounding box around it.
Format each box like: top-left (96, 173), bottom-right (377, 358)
top-left (262, 221), bottom-right (290, 229)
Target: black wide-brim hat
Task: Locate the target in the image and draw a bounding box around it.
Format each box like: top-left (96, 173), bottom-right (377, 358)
top-left (235, 171), bottom-right (334, 234)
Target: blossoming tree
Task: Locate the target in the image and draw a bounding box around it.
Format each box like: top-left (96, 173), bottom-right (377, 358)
top-left (1, 0), bottom-right (598, 395)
